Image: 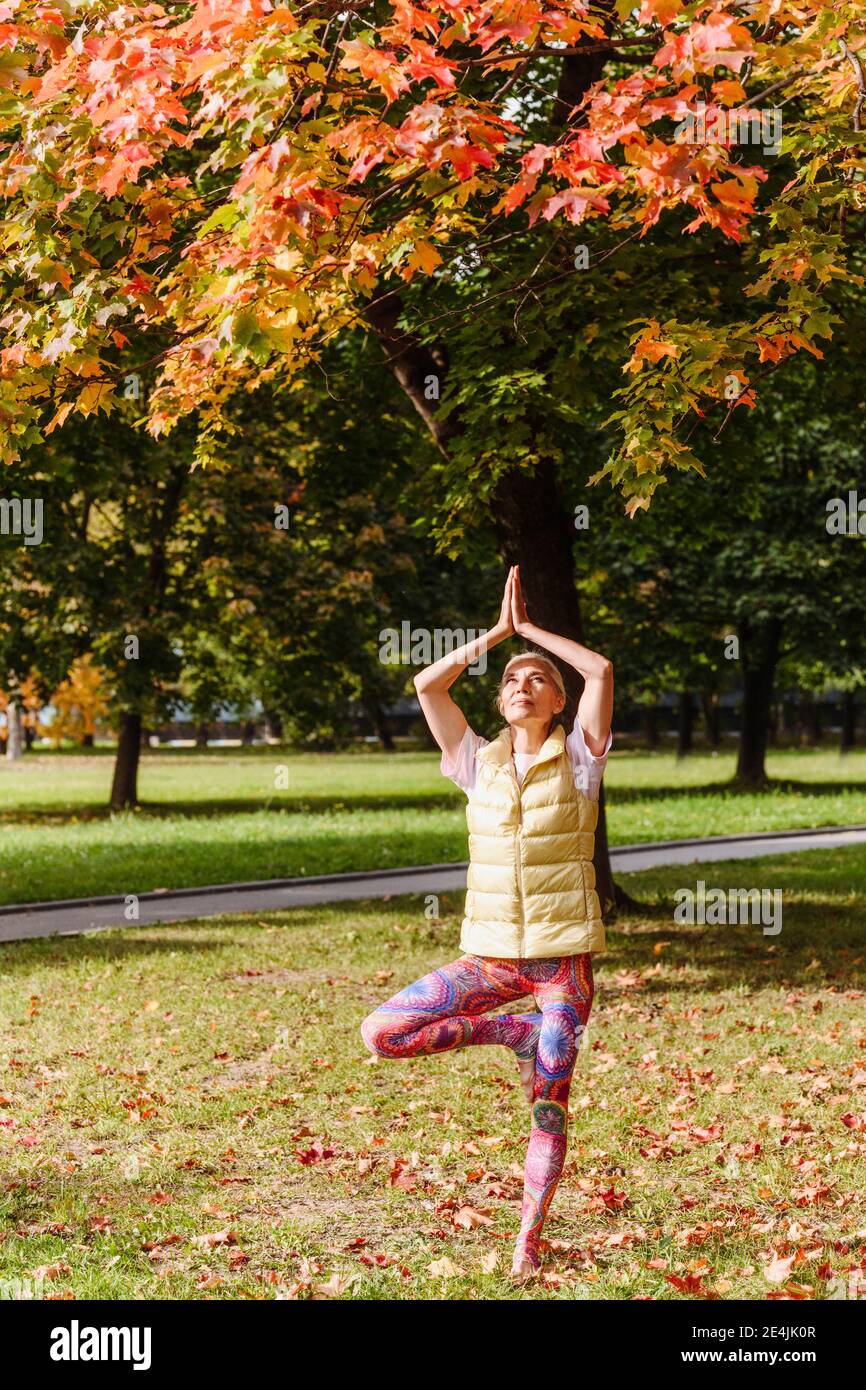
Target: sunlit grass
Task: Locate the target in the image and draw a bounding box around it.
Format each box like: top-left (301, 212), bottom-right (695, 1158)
top-left (1, 845), bottom-right (863, 1300)
top-left (1, 745), bottom-right (864, 905)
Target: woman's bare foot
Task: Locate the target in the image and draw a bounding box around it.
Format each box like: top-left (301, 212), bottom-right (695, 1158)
top-left (514, 1015), bottom-right (542, 1104)
top-left (517, 1053), bottom-right (536, 1104)
top-left (510, 1239), bottom-right (542, 1282)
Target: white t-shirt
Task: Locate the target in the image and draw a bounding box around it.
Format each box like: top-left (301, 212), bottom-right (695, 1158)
top-left (441, 716), bottom-right (612, 802)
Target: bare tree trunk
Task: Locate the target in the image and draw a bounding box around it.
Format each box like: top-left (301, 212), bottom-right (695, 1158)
top-left (781, 696), bottom-right (794, 742)
top-left (365, 699), bottom-right (395, 751)
top-left (795, 692), bottom-right (810, 747)
top-left (736, 621), bottom-right (781, 787)
top-left (107, 460), bottom-right (187, 808)
top-left (677, 690), bottom-right (695, 759)
top-left (701, 691), bottom-right (721, 748)
top-left (841, 691), bottom-right (857, 752)
top-left (264, 710), bottom-right (283, 742)
top-left (5, 698), bottom-right (23, 760)
top-left (767, 699), bottom-right (778, 747)
top-left (110, 711), bottom-right (142, 809)
top-left (644, 705), bottom-right (659, 748)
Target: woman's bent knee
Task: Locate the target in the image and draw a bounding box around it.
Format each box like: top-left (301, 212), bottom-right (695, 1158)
top-left (360, 1014), bottom-right (386, 1056)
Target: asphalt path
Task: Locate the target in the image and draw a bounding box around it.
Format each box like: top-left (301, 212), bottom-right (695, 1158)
top-left (1, 823), bottom-right (864, 945)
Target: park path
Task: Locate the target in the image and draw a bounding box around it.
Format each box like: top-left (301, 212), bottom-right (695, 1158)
top-left (1, 823), bottom-right (865, 945)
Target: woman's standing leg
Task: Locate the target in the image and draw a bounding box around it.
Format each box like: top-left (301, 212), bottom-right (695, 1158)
top-left (512, 953), bottom-right (595, 1275)
top-left (360, 954), bottom-right (541, 1061)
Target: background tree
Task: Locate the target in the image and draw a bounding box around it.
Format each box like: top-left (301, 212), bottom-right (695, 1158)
top-left (49, 655), bottom-right (110, 747)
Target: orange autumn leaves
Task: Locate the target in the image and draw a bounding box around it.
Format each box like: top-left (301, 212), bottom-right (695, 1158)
top-left (0, 0), bottom-right (862, 486)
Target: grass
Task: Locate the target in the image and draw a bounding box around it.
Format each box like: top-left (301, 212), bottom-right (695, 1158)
top-left (1, 846), bottom-right (865, 1300)
top-left (1, 744), bottom-right (866, 906)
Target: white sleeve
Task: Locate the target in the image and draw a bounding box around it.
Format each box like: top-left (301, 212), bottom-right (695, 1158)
top-left (564, 715), bottom-right (612, 803)
top-left (439, 726), bottom-right (488, 796)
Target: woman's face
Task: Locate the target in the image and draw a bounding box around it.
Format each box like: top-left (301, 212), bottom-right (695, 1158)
top-left (499, 661), bottom-right (565, 729)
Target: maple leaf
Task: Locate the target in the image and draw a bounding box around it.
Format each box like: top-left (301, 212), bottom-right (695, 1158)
top-left (339, 39), bottom-right (410, 103)
top-left (398, 239), bottom-right (442, 280)
top-left (75, 382), bottom-right (115, 417)
top-left (639, 0), bottom-right (683, 22)
top-left (665, 1270), bottom-right (713, 1296)
top-left (427, 1256), bottom-right (466, 1278)
top-left (764, 1251), bottom-right (797, 1283)
top-left (627, 329), bottom-right (680, 371)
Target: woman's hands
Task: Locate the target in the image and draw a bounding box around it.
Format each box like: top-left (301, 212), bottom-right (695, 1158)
top-left (510, 564), bottom-right (530, 636)
top-left (495, 565), bottom-right (517, 638)
top-left (493, 563), bottom-right (531, 639)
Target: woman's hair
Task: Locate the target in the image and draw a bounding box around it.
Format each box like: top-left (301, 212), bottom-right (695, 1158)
top-left (494, 650), bottom-right (568, 735)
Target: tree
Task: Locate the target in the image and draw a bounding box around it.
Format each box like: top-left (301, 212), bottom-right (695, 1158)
top-left (1, 409), bottom-right (213, 806)
top-left (3, 1), bottom-right (864, 901)
top-left (49, 655), bottom-right (110, 747)
top-left (1, 1), bottom-right (862, 491)
top-left (578, 352), bottom-right (866, 785)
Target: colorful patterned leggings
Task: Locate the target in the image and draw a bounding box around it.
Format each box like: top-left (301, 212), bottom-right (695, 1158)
top-left (360, 952), bottom-right (594, 1265)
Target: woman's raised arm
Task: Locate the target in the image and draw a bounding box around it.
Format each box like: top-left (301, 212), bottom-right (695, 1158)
top-left (413, 567), bottom-right (516, 765)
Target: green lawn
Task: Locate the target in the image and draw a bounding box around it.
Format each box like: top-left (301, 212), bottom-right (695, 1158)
top-left (1, 846), bottom-right (864, 1300)
top-left (1, 744), bottom-right (865, 905)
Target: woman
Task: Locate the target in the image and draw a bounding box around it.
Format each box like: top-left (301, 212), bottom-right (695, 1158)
top-left (360, 565), bottom-right (614, 1281)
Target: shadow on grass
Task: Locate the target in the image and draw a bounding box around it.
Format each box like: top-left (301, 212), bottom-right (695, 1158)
top-left (5, 775), bottom-right (866, 827)
top-left (3, 883), bottom-right (862, 993)
top-left (597, 893), bottom-right (866, 1003)
top-left (605, 778), bottom-right (866, 806)
top-left (0, 927), bottom-right (235, 975)
top-left (0, 792), bottom-right (464, 825)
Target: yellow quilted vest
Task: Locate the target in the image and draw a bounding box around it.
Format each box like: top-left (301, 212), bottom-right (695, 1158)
top-left (459, 722), bottom-right (606, 959)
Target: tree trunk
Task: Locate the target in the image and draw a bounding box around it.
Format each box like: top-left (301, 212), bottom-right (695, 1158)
top-left (105, 458), bottom-right (188, 808)
top-left (767, 699), bottom-right (778, 747)
top-left (780, 696), bottom-right (794, 743)
top-left (196, 721), bottom-right (209, 748)
top-left (776, 699), bottom-right (786, 744)
top-left (264, 710), bottom-right (283, 742)
top-left (644, 705), bottom-right (659, 748)
top-left (592, 781), bottom-right (636, 913)
top-left (366, 700), bottom-right (395, 751)
top-left (241, 720), bottom-right (255, 745)
top-left (23, 721), bottom-right (35, 752)
top-left (488, 457), bottom-right (631, 907)
top-left (841, 691), bottom-right (857, 753)
top-left (810, 698), bottom-right (821, 746)
top-left (677, 690), bottom-right (695, 759)
top-left (735, 622), bottom-right (781, 786)
top-left (5, 699), bottom-right (23, 760)
top-left (82, 732), bottom-right (94, 748)
top-left (701, 692), bottom-right (721, 748)
top-left (110, 711), bottom-right (142, 809)
top-left (795, 693), bottom-right (810, 747)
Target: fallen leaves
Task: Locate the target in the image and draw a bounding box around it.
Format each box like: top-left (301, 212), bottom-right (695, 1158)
top-left (295, 1139), bottom-right (337, 1165)
top-left (31, 1260), bottom-right (72, 1282)
top-left (191, 1228), bottom-right (238, 1250)
top-left (427, 1256), bottom-right (466, 1279)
